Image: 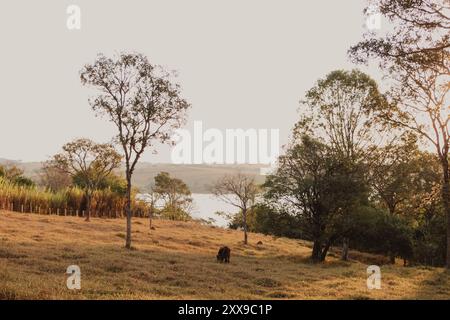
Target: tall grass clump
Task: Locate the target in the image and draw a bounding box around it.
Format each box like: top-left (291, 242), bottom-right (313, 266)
top-left (0, 176), bottom-right (148, 218)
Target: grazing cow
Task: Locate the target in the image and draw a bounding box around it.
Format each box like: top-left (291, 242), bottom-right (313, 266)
top-left (216, 246), bottom-right (231, 263)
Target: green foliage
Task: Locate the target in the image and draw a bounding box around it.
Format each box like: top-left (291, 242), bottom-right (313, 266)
top-left (264, 135), bottom-right (368, 261)
top-left (350, 0), bottom-right (450, 267)
top-left (296, 69), bottom-right (388, 162)
top-left (410, 184), bottom-right (447, 266)
top-left (152, 172), bottom-right (192, 221)
top-left (48, 138), bottom-right (122, 193)
top-left (73, 172), bottom-right (127, 196)
top-left (0, 164), bottom-right (35, 187)
top-left (9, 175), bottom-right (35, 187)
top-left (348, 206), bottom-right (414, 262)
top-left (159, 204), bottom-right (191, 221)
top-left (414, 211), bottom-right (446, 267)
top-left (228, 204), bottom-right (303, 239)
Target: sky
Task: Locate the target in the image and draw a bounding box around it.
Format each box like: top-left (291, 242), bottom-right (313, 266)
top-left (0, 0), bottom-right (383, 163)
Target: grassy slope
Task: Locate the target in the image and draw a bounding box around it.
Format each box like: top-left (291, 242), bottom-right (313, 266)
top-left (0, 210), bottom-right (448, 300)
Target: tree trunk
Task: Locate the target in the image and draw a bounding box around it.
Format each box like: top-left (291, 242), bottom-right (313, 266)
top-left (149, 206), bottom-right (153, 230)
top-left (320, 241), bottom-right (332, 262)
top-left (85, 192), bottom-right (91, 222)
top-left (243, 208), bottom-right (248, 244)
top-left (441, 158), bottom-right (450, 268)
top-left (341, 237), bottom-right (349, 261)
top-left (311, 241), bottom-right (322, 262)
top-left (125, 177), bottom-right (132, 249)
top-left (389, 253), bottom-right (396, 264)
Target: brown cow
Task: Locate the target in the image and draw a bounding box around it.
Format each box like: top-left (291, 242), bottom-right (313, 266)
top-left (216, 246), bottom-right (231, 263)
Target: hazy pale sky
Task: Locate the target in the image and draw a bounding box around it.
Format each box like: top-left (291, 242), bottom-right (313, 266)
top-left (0, 0), bottom-right (383, 162)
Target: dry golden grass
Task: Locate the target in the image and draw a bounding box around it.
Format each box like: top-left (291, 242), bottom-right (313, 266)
top-left (0, 210), bottom-right (448, 300)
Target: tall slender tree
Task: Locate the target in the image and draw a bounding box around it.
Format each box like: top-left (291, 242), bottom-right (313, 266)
top-left (212, 173), bottom-right (260, 244)
top-left (296, 69), bottom-right (392, 260)
top-left (80, 53), bottom-right (190, 248)
top-left (264, 135), bottom-right (367, 262)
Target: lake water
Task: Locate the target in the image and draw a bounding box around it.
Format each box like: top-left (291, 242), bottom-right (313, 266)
top-left (138, 193), bottom-right (236, 227)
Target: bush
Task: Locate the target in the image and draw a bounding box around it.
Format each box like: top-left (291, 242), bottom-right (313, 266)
top-left (348, 207), bottom-right (414, 263)
top-left (228, 204), bottom-right (303, 239)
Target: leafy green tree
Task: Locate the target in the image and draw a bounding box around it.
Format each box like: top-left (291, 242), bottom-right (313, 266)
top-left (406, 173), bottom-right (446, 266)
top-left (349, 207), bottom-right (414, 265)
top-left (228, 203), bottom-right (304, 239)
top-left (368, 135), bottom-right (420, 216)
top-left (413, 185), bottom-right (447, 266)
top-left (366, 148), bottom-right (444, 265)
top-left (296, 69), bottom-right (390, 260)
top-left (0, 164), bottom-right (35, 187)
top-left (153, 172), bottom-right (192, 221)
top-left (47, 138), bottom-right (122, 221)
top-left (80, 53), bottom-right (190, 249)
top-left (264, 135), bottom-right (367, 262)
top-left (101, 173), bottom-right (128, 196)
top-left (350, 0), bottom-right (450, 268)
top-left (296, 69), bottom-right (389, 161)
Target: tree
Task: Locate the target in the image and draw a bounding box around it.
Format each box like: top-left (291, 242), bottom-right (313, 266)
top-left (145, 191), bottom-right (159, 230)
top-left (349, 0), bottom-right (449, 73)
top-left (153, 171), bottom-right (192, 221)
top-left (40, 163), bottom-right (72, 192)
top-left (297, 69), bottom-right (389, 161)
top-left (350, 0), bottom-right (450, 267)
top-left (413, 183), bottom-right (447, 266)
top-left (0, 164), bottom-right (35, 187)
top-left (228, 203), bottom-right (304, 239)
top-left (264, 135), bottom-right (367, 262)
top-left (47, 138), bottom-right (121, 221)
top-left (99, 173), bottom-right (128, 196)
top-left (296, 69), bottom-right (390, 260)
top-left (212, 173), bottom-right (260, 244)
top-left (80, 53), bottom-right (190, 248)
top-left (394, 154), bottom-right (445, 265)
top-left (368, 135), bottom-right (420, 216)
top-left (348, 206), bottom-right (414, 265)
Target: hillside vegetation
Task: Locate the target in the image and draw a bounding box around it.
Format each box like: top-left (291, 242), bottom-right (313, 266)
top-left (0, 211), bottom-right (448, 299)
top-left (0, 159), bottom-right (266, 194)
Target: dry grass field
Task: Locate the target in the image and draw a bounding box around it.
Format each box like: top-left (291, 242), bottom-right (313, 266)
top-left (0, 210), bottom-right (449, 300)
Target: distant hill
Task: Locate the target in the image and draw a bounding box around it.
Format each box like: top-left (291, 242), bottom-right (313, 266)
top-left (132, 163), bottom-right (267, 193)
top-left (0, 159), bottom-right (42, 181)
top-left (0, 158), bottom-right (268, 193)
